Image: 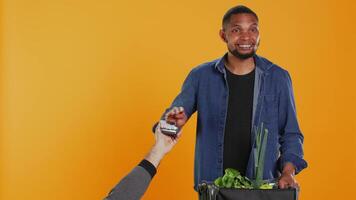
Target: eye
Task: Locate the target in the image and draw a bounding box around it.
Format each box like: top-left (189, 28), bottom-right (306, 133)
top-left (250, 27), bottom-right (258, 33)
top-left (232, 28), bottom-right (240, 33)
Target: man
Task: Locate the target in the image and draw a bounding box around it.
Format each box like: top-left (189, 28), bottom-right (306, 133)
top-left (156, 5), bottom-right (307, 190)
top-left (104, 122), bottom-right (181, 200)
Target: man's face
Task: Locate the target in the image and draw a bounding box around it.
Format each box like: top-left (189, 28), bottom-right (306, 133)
top-left (220, 13), bottom-right (260, 59)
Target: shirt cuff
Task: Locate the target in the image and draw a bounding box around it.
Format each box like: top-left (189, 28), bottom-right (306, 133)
top-left (138, 159), bottom-right (157, 178)
top-left (279, 153), bottom-right (308, 175)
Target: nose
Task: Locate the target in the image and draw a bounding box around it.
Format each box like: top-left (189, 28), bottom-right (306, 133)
top-left (240, 31), bottom-right (250, 40)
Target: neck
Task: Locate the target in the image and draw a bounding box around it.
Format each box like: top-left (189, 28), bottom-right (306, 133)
top-left (225, 52), bottom-right (256, 75)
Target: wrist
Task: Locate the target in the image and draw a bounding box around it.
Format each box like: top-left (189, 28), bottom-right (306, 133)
top-left (282, 162), bottom-right (296, 176)
top-left (151, 145), bottom-right (166, 158)
top-left (144, 145), bottom-right (165, 168)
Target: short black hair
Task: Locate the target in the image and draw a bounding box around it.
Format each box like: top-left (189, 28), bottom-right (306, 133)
top-left (222, 5), bottom-right (258, 29)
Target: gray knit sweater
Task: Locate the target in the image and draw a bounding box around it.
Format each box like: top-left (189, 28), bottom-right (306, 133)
top-left (104, 166), bottom-right (152, 200)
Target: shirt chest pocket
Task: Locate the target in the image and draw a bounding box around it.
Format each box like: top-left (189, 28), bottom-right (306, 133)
top-left (261, 94), bottom-right (278, 123)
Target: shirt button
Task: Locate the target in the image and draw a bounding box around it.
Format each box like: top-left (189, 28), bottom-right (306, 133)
top-left (218, 159), bottom-right (222, 163)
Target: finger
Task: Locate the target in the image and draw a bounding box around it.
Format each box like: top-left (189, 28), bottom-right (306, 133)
top-left (165, 108), bottom-right (181, 121)
top-left (280, 184), bottom-right (287, 189)
top-left (176, 130), bottom-right (183, 139)
top-left (173, 130), bottom-right (183, 142)
top-left (165, 111), bottom-right (174, 120)
top-left (170, 135), bottom-right (177, 141)
top-left (278, 180), bottom-right (287, 189)
top-left (165, 107), bottom-right (178, 116)
top-left (173, 139), bottom-right (178, 145)
top-left (155, 122), bottom-right (161, 133)
top-left (172, 135), bottom-right (179, 142)
top-left (295, 182), bottom-right (300, 190)
top-left (166, 114), bottom-right (176, 120)
top-left (158, 122), bottom-right (163, 129)
top-left (178, 107), bottom-right (184, 113)
top-left (166, 118), bottom-right (176, 124)
top-left (174, 112), bottom-right (186, 119)
top-left (290, 180), bottom-right (298, 188)
top-left (173, 107), bottom-right (179, 114)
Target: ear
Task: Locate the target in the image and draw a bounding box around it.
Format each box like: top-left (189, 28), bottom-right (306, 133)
top-left (219, 29), bottom-right (227, 43)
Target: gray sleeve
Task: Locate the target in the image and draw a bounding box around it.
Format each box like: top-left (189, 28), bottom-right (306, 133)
top-left (104, 166), bottom-right (152, 200)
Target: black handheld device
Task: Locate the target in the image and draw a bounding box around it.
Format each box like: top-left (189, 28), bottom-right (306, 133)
top-left (159, 120), bottom-right (180, 136)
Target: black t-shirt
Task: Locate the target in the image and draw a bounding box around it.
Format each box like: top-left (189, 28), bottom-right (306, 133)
top-left (223, 67), bottom-right (255, 176)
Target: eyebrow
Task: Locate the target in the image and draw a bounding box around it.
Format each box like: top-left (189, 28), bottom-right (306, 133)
top-left (231, 23), bottom-right (258, 27)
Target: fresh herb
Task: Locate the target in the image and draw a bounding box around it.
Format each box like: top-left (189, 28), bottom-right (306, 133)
top-left (214, 168), bottom-right (253, 189)
top-left (214, 123), bottom-right (275, 189)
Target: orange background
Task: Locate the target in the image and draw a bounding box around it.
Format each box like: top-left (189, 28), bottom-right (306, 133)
top-left (1, 0), bottom-right (356, 199)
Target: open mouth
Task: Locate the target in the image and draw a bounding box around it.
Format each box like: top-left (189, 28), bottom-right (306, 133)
top-left (237, 44), bottom-right (254, 50)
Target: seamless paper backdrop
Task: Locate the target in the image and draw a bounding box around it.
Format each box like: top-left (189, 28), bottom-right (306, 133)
top-left (1, 0), bottom-right (356, 199)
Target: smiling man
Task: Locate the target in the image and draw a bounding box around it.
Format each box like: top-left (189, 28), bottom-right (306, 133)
top-left (157, 5), bottom-right (307, 191)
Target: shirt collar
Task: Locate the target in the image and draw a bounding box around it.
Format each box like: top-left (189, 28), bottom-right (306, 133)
top-left (214, 53), bottom-right (272, 74)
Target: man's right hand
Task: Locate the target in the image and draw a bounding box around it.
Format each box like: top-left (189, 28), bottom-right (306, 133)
top-left (164, 106), bottom-right (188, 128)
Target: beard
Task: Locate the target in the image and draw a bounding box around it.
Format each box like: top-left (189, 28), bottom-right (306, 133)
top-left (229, 48), bottom-right (256, 59)
top-left (228, 41), bottom-right (260, 60)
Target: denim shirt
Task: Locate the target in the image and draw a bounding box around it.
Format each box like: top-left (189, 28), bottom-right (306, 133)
top-left (158, 54), bottom-right (307, 189)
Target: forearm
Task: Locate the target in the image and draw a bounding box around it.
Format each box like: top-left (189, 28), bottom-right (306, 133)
top-left (104, 159), bottom-right (157, 200)
top-left (279, 131), bottom-right (307, 174)
top-left (153, 69), bottom-right (198, 133)
top-left (278, 71), bottom-right (307, 174)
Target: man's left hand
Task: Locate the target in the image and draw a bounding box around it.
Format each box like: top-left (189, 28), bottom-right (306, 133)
top-left (278, 172), bottom-right (299, 189)
top-left (278, 162), bottom-right (299, 189)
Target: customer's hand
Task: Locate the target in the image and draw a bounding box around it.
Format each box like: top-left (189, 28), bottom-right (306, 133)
top-left (165, 106), bottom-right (187, 128)
top-left (153, 122), bottom-right (182, 155)
top-left (144, 122), bottom-right (182, 168)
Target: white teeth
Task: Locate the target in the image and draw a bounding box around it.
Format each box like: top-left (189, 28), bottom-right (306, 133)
top-left (239, 44), bottom-right (252, 48)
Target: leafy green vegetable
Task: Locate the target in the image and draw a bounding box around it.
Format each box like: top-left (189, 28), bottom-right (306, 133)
top-left (214, 123), bottom-right (274, 190)
top-left (214, 177), bottom-right (223, 187)
top-left (259, 183), bottom-right (275, 189)
top-left (214, 168), bottom-right (253, 189)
